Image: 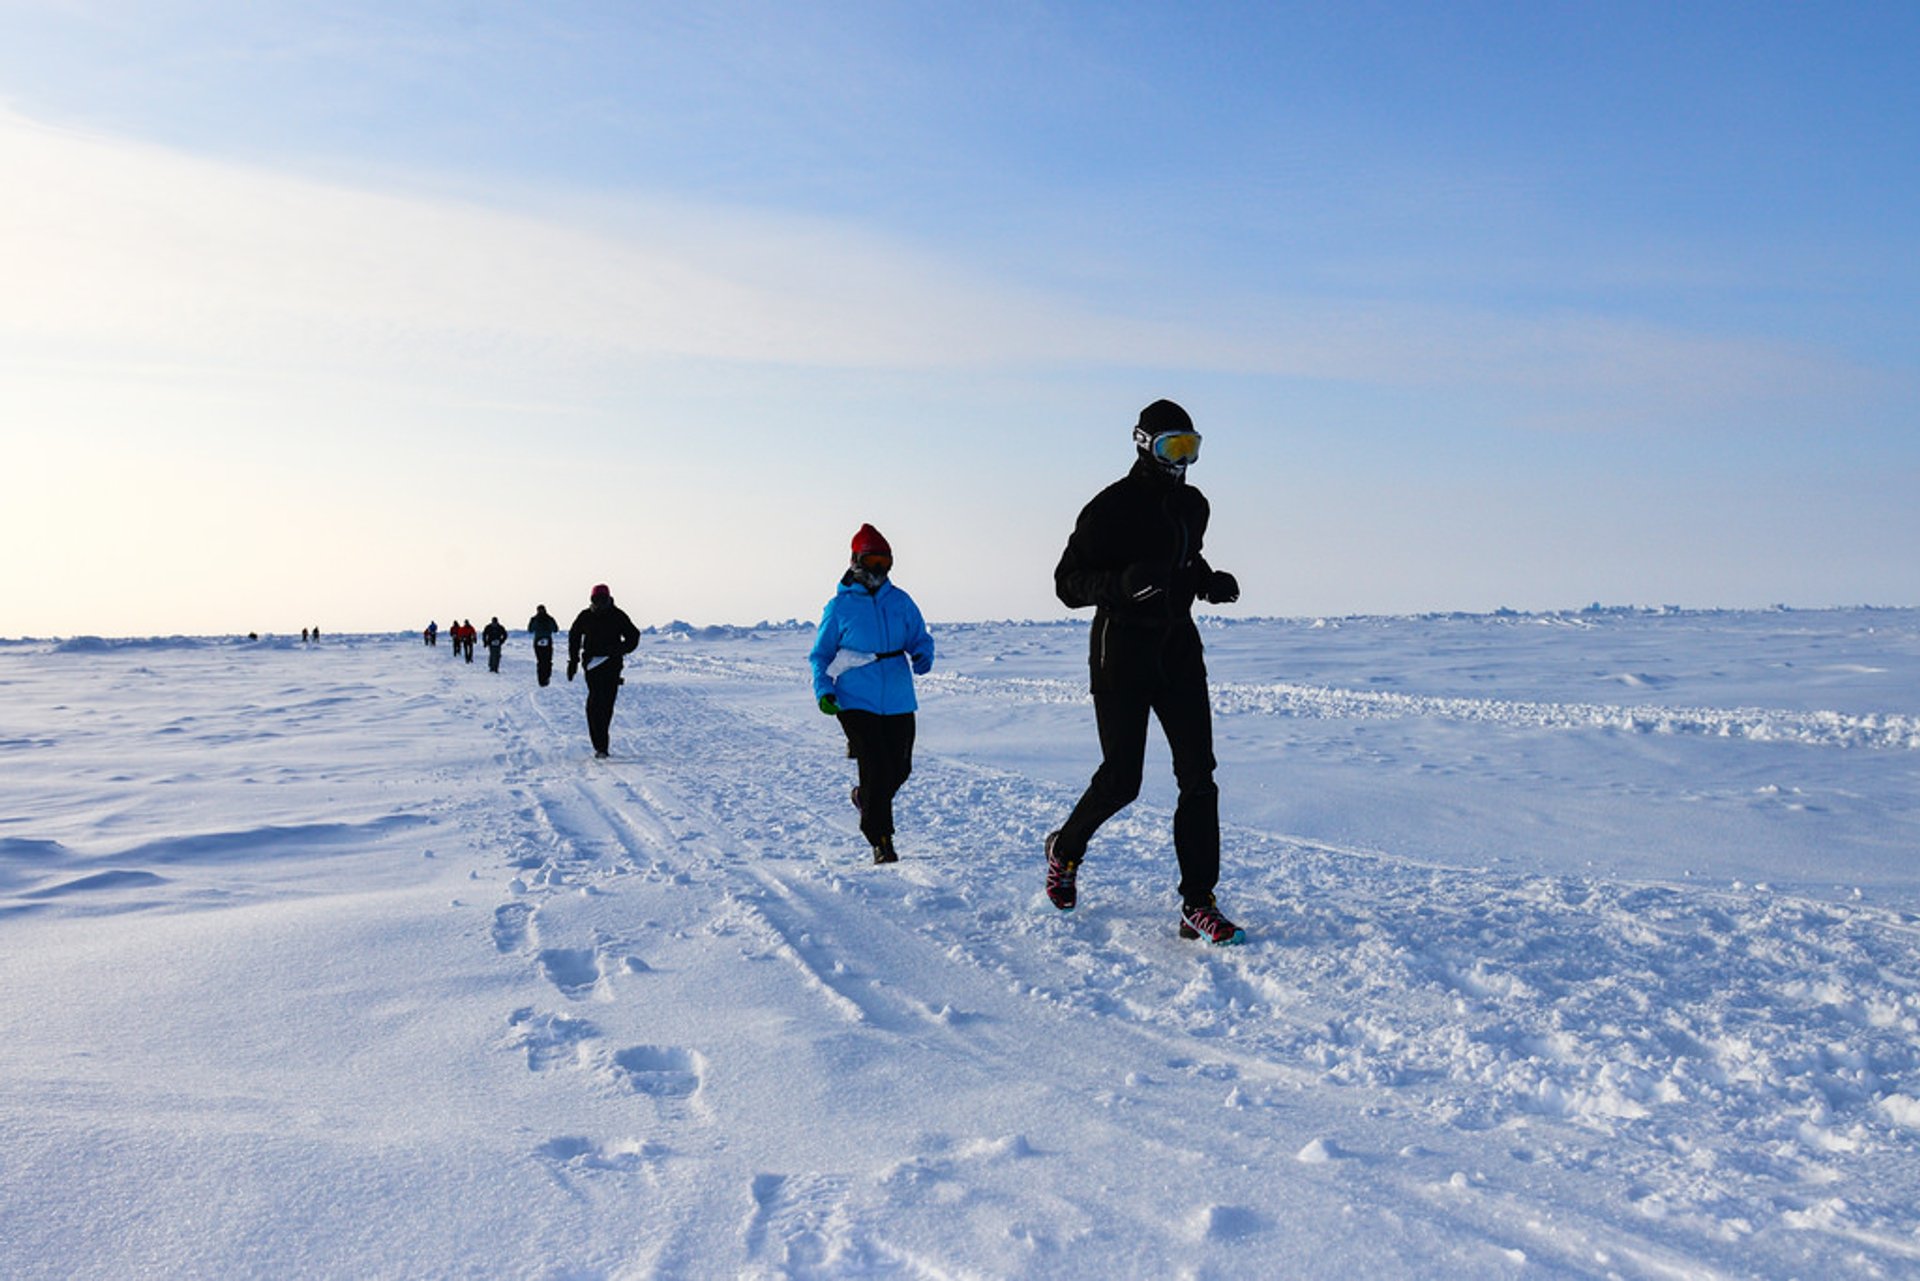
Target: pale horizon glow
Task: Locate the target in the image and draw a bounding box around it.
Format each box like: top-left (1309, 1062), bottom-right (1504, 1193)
top-left (1, 3), bottom-right (1915, 636)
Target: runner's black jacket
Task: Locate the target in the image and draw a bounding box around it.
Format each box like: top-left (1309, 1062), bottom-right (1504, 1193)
top-left (1054, 456), bottom-right (1233, 693)
top-left (567, 602), bottom-right (641, 666)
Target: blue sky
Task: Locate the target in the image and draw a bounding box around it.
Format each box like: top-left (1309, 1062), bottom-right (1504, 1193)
top-left (2, 1), bottom-right (1915, 634)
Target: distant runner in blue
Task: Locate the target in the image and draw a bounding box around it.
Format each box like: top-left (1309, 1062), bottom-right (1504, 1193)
top-left (809, 523), bottom-right (935, 865)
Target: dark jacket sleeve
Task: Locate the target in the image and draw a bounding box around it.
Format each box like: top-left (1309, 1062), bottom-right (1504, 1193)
top-left (1181, 551), bottom-right (1215, 599)
top-left (618, 609), bottom-right (641, 655)
top-left (1057, 470), bottom-right (1217, 617)
top-left (1054, 500), bottom-right (1124, 610)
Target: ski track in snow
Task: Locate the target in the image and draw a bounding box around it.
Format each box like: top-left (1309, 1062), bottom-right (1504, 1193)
top-left (452, 635), bottom-right (1920, 1278)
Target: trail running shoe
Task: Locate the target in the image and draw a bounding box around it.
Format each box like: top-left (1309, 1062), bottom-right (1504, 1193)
top-left (1178, 895), bottom-right (1245, 946)
top-left (851, 785), bottom-right (863, 814)
top-left (1044, 831), bottom-right (1080, 911)
top-left (872, 836), bottom-right (898, 865)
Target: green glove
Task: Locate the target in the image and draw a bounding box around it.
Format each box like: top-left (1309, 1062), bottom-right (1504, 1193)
top-left (818, 694), bottom-right (840, 715)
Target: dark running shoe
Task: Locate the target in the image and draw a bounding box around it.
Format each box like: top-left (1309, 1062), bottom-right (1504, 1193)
top-left (1179, 895), bottom-right (1245, 946)
top-left (851, 785), bottom-right (863, 814)
top-left (1044, 831), bottom-right (1080, 911)
top-left (872, 836), bottom-right (898, 865)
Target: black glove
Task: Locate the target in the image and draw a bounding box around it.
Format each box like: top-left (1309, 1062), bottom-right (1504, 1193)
top-left (1203, 570), bottom-right (1240, 604)
top-left (1120, 561), bottom-right (1169, 603)
top-left (566, 659), bottom-right (578, 681)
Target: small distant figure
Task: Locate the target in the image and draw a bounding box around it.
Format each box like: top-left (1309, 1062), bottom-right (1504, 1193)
top-left (311, 625), bottom-right (320, 641)
top-left (425, 620), bottom-right (438, 646)
top-left (808, 523), bottom-right (934, 865)
top-left (460, 620), bottom-right (477, 663)
top-left (567, 584), bottom-right (640, 758)
top-left (301, 628), bottom-right (310, 643)
top-left (527, 605), bottom-right (562, 687)
top-left (482, 617), bottom-right (508, 673)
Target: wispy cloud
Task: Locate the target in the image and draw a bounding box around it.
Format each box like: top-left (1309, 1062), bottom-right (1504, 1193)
top-left (0, 107), bottom-right (1147, 379)
top-left (0, 107), bottom-right (1876, 433)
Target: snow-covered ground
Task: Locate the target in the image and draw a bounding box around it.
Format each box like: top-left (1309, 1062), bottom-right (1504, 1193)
top-left (3, 609), bottom-right (1919, 1278)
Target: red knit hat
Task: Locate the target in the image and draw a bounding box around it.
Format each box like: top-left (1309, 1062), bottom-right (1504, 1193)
top-left (590, 583), bottom-right (611, 600)
top-left (850, 524), bottom-right (891, 558)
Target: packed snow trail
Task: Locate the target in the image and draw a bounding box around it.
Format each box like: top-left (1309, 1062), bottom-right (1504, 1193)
top-left (3, 617), bottom-right (1918, 1278)
top-left (459, 636), bottom-right (1920, 1278)
top-left (477, 677), bottom-right (1376, 1275)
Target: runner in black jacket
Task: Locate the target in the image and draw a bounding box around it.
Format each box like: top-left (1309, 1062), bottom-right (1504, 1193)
top-left (567, 584), bottom-right (641, 758)
top-left (527, 605), bottom-right (562, 686)
top-left (1046, 399), bottom-right (1246, 945)
top-left (481, 617), bottom-right (508, 673)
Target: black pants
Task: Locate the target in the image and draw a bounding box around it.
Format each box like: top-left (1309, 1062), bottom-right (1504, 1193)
top-left (534, 641), bottom-right (555, 686)
top-left (1056, 664), bottom-right (1220, 904)
top-left (486, 643), bottom-right (503, 672)
top-left (583, 658), bottom-right (623, 755)
top-left (838, 709), bottom-right (915, 844)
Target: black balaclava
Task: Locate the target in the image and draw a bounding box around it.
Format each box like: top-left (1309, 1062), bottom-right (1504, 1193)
top-left (1134, 398), bottom-right (1196, 480)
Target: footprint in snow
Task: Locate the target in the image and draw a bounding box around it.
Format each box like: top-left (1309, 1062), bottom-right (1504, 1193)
top-left (746, 1171), bottom-right (857, 1274)
top-left (491, 902), bottom-right (532, 953)
top-left (506, 1007), bottom-right (598, 1072)
top-left (534, 1135), bottom-right (665, 1174)
top-left (612, 1045), bottom-right (705, 1101)
top-left (538, 946), bottom-right (603, 999)
top-left (1188, 1203), bottom-right (1270, 1242)
top-left (535, 942), bottom-right (647, 998)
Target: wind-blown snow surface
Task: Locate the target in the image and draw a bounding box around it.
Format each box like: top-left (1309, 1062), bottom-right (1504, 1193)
top-left (3, 610), bottom-right (1919, 1278)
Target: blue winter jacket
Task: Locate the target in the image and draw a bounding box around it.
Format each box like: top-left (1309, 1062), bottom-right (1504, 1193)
top-left (809, 576), bottom-right (934, 715)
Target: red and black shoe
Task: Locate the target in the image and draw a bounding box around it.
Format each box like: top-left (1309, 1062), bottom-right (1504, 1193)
top-left (1178, 895), bottom-right (1246, 946)
top-left (1044, 831), bottom-right (1080, 911)
top-left (851, 785), bottom-right (863, 814)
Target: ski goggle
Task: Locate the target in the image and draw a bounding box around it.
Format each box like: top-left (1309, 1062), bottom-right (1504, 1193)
top-left (1135, 427), bottom-right (1202, 466)
top-left (855, 552), bottom-right (893, 574)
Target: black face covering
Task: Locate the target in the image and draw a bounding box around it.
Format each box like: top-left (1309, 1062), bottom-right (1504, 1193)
top-left (1138, 449), bottom-right (1189, 482)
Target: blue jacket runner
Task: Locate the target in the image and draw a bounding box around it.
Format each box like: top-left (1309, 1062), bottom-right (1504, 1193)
top-left (809, 576), bottom-right (934, 715)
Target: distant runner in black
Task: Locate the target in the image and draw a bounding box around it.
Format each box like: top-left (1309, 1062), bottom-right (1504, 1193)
top-left (481, 617), bottom-right (508, 672)
top-left (526, 605), bottom-right (562, 686)
top-left (1045, 399), bottom-right (1247, 946)
top-left (567, 584), bottom-right (640, 758)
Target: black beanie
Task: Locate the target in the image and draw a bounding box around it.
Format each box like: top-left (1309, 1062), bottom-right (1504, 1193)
top-left (1137, 399), bottom-right (1194, 436)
